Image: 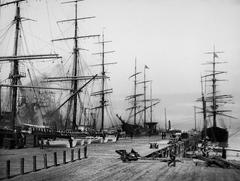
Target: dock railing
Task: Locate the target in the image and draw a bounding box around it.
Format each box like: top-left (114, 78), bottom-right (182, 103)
top-left (145, 135), bottom-right (200, 159)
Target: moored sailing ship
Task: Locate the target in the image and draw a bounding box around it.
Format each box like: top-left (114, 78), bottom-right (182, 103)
top-left (117, 59), bottom-right (160, 136)
top-left (0, 0), bottom-right (117, 148)
top-left (198, 46), bottom-right (235, 146)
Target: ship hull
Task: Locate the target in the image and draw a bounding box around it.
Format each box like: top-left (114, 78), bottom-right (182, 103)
top-left (203, 126), bottom-right (228, 147)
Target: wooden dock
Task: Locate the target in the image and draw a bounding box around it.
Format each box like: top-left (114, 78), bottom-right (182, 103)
top-left (1, 136), bottom-right (240, 181)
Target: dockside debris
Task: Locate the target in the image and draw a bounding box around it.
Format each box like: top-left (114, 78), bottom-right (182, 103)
top-left (115, 135), bottom-right (240, 170)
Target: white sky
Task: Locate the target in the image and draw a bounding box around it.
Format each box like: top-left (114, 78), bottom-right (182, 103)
top-left (0, 0), bottom-right (240, 130)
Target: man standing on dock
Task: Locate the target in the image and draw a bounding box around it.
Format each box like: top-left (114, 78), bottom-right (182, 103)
top-left (168, 143), bottom-right (176, 167)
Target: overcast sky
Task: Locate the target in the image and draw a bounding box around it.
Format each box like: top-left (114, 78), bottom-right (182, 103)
top-left (0, 0), bottom-right (239, 130)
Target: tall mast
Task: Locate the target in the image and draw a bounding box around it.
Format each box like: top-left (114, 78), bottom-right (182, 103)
top-left (0, 0), bottom-right (26, 130)
top-left (164, 108), bottom-right (167, 131)
top-left (11, 1), bottom-right (21, 130)
top-left (150, 81), bottom-right (153, 123)
top-left (204, 46), bottom-right (224, 128)
top-left (212, 46), bottom-right (217, 128)
top-left (127, 59), bottom-right (142, 125)
top-left (194, 106), bottom-right (196, 130)
top-left (100, 33), bottom-right (105, 131)
top-left (92, 32), bottom-right (115, 131)
top-left (201, 76), bottom-right (207, 137)
top-left (133, 58), bottom-right (137, 125)
top-left (143, 66), bottom-right (146, 125)
top-left (0, 1), bottom-right (63, 131)
top-left (201, 46), bottom-right (234, 132)
top-left (72, 1), bottom-right (79, 130)
top-left (52, 0), bottom-right (99, 130)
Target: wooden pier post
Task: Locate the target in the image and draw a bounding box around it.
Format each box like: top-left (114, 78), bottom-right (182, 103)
top-left (33, 156), bottom-right (36, 172)
top-left (43, 154), bottom-right (48, 169)
top-left (54, 152), bottom-right (57, 166)
top-left (71, 149), bottom-right (74, 162)
top-left (20, 158), bottom-right (24, 175)
top-left (84, 145), bottom-right (87, 158)
top-left (6, 160), bottom-right (10, 179)
top-left (63, 150), bottom-right (66, 164)
top-left (78, 148), bottom-right (81, 160)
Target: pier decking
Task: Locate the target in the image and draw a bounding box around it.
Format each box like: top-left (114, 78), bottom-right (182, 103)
top-left (1, 136), bottom-right (240, 181)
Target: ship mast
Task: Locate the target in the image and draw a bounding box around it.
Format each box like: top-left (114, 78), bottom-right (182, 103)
top-left (204, 46), bottom-right (224, 128)
top-left (201, 76), bottom-right (207, 137)
top-left (72, 1), bottom-right (79, 130)
top-left (200, 46), bottom-right (235, 132)
top-left (0, 0), bottom-right (61, 130)
top-left (101, 34), bottom-right (105, 131)
top-left (92, 32), bottom-right (115, 131)
top-left (126, 59), bottom-right (142, 125)
top-left (212, 46), bottom-right (217, 127)
top-left (52, 0), bottom-right (99, 130)
top-left (11, 0), bottom-right (21, 130)
top-left (143, 66), bottom-right (146, 125)
top-left (164, 107), bottom-right (167, 131)
top-left (134, 58), bottom-right (137, 125)
top-left (129, 65), bottom-right (159, 124)
top-left (150, 80), bottom-right (153, 123)
top-left (143, 65), bottom-right (151, 125)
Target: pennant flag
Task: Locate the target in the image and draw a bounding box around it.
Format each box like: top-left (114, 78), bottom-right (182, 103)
top-left (145, 65), bottom-right (149, 69)
top-left (214, 52), bottom-right (218, 58)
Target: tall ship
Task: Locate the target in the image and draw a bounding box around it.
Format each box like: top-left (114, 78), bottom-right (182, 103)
top-left (198, 46), bottom-right (235, 147)
top-left (116, 59), bottom-right (160, 136)
top-left (0, 0), bottom-right (116, 148)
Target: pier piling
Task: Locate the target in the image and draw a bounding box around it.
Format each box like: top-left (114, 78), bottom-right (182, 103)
top-left (33, 156), bottom-right (36, 172)
top-left (63, 150), bottom-right (66, 164)
top-left (78, 148), bottom-right (81, 160)
top-left (84, 145), bottom-right (87, 158)
top-left (71, 149), bottom-right (74, 162)
top-left (43, 154), bottom-right (47, 169)
top-left (54, 152), bottom-right (57, 166)
top-left (6, 160), bottom-right (10, 179)
top-left (20, 158), bottom-right (24, 175)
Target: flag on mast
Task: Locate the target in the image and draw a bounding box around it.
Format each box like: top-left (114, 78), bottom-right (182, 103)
top-left (214, 52), bottom-right (218, 58)
top-left (145, 65), bottom-right (149, 69)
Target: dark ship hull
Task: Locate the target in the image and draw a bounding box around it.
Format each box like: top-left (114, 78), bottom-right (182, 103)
top-left (206, 126), bottom-right (228, 143)
top-left (121, 122), bottom-right (145, 136)
top-left (120, 120), bottom-right (158, 136)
